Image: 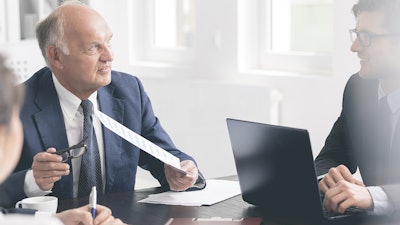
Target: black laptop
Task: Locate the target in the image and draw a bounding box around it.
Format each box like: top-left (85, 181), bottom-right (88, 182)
top-left (226, 118), bottom-right (366, 222)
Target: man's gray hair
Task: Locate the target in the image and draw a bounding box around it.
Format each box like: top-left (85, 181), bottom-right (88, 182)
top-left (35, 0), bottom-right (86, 66)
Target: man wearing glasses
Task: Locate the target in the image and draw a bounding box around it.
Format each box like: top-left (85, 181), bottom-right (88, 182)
top-left (315, 0), bottom-right (400, 216)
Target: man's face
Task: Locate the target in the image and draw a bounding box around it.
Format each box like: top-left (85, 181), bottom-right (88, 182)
top-left (351, 11), bottom-right (400, 80)
top-left (56, 8), bottom-right (114, 99)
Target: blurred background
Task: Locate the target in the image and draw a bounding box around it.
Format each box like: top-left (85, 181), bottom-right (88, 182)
top-left (0, 0), bottom-right (359, 188)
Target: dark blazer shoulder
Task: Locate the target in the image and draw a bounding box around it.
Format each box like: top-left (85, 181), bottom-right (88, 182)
top-left (107, 70), bottom-right (147, 102)
top-left (19, 67), bottom-right (53, 107)
top-left (21, 67), bottom-right (52, 87)
top-left (110, 70), bottom-right (141, 84)
top-left (342, 73), bottom-right (378, 111)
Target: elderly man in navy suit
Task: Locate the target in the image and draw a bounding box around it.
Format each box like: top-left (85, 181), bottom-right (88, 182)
top-left (0, 0), bottom-right (204, 207)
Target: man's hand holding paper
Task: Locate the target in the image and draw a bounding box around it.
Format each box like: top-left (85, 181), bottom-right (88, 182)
top-left (165, 160), bottom-right (198, 191)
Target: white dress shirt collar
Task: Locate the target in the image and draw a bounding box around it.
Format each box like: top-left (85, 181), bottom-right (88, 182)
top-left (378, 84), bottom-right (400, 114)
top-left (52, 74), bottom-right (98, 118)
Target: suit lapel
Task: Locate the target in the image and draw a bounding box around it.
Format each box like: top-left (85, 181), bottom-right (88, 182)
top-left (98, 84), bottom-right (125, 192)
top-left (32, 70), bottom-right (73, 198)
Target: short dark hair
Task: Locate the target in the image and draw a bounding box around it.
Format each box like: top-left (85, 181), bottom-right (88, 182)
top-left (0, 55), bottom-right (24, 126)
top-left (352, 0), bottom-right (400, 32)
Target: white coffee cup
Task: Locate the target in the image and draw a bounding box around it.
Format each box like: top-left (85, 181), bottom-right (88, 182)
top-left (15, 196), bottom-right (58, 213)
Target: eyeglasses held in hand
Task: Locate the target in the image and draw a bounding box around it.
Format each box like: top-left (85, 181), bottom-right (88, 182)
top-left (53, 137), bottom-right (88, 162)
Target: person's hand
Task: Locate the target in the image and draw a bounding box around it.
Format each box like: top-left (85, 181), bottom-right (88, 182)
top-left (31, 148), bottom-right (70, 191)
top-left (319, 165), bottom-right (364, 193)
top-left (165, 160), bottom-right (198, 191)
top-left (55, 204), bottom-right (127, 225)
top-left (323, 180), bottom-right (373, 213)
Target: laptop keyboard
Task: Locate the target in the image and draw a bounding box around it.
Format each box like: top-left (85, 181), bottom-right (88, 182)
top-left (324, 207), bottom-right (367, 218)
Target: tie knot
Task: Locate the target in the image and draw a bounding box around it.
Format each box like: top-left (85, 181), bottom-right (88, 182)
top-left (81, 100), bottom-right (93, 117)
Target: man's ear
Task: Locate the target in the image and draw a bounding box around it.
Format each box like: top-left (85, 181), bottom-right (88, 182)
top-left (47, 45), bottom-right (64, 69)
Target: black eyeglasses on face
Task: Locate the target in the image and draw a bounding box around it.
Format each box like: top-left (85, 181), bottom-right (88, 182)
top-left (349, 29), bottom-right (399, 47)
top-left (53, 137), bottom-right (88, 162)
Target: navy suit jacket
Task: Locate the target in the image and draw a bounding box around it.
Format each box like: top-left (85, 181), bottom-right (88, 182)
top-left (0, 67), bottom-right (196, 207)
top-left (315, 73), bottom-right (400, 213)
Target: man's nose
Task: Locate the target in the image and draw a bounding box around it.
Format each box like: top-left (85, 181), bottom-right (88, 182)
top-left (101, 45), bottom-right (114, 62)
top-left (350, 37), bottom-right (363, 53)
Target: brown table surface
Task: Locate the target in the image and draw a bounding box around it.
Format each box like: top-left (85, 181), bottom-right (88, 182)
top-left (57, 176), bottom-right (400, 225)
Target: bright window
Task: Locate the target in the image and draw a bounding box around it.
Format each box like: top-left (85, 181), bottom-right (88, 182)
top-left (260, 0), bottom-right (334, 74)
top-left (269, 0), bottom-right (333, 53)
top-left (153, 0), bottom-right (195, 49)
top-left (129, 0), bottom-right (195, 64)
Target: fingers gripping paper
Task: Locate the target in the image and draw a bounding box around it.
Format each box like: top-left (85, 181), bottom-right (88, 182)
top-left (94, 109), bottom-right (182, 171)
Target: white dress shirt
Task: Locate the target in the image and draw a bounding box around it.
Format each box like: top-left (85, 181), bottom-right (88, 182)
top-left (24, 74), bottom-right (105, 198)
top-left (367, 85), bottom-right (400, 215)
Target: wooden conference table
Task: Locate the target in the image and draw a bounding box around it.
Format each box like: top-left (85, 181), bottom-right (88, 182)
top-left (57, 177), bottom-right (400, 225)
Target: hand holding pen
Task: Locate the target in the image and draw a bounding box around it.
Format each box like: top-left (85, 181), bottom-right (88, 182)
top-left (54, 204), bottom-right (127, 225)
top-left (52, 186), bottom-right (127, 225)
top-left (89, 186), bottom-right (97, 218)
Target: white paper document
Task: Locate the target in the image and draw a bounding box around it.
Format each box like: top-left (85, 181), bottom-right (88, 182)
top-left (138, 180), bottom-right (241, 206)
top-left (94, 109), bottom-right (182, 171)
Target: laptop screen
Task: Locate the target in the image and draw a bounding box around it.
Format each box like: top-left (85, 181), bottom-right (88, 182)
top-left (226, 118), bottom-right (324, 220)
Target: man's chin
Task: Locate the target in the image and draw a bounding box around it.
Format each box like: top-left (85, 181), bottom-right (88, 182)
top-left (97, 72), bottom-right (112, 86)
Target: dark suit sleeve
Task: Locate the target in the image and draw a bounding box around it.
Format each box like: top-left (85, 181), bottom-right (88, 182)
top-left (0, 170), bottom-right (28, 208)
top-left (134, 78), bottom-right (205, 191)
top-left (314, 76), bottom-right (359, 176)
top-left (314, 113), bottom-right (357, 176)
top-left (0, 206), bottom-right (37, 215)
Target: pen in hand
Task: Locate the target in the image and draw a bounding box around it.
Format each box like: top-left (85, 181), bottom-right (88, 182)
top-left (89, 186), bottom-right (97, 218)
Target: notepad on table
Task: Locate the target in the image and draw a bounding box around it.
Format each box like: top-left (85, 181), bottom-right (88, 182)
top-left (165, 217), bottom-right (262, 225)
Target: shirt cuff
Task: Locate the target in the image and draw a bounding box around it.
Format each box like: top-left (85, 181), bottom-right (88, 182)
top-left (192, 173), bottom-right (206, 189)
top-left (35, 212), bottom-right (64, 224)
top-left (24, 170), bottom-right (52, 197)
top-left (184, 173), bottom-right (206, 192)
top-left (35, 211), bottom-right (54, 218)
top-left (367, 186), bottom-right (394, 215)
